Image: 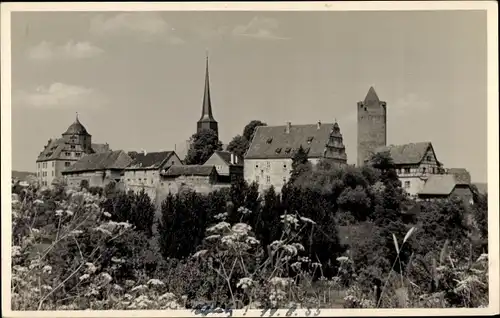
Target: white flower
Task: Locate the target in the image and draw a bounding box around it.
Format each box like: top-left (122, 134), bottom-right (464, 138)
top-left (336, 256), bottom-right (349, 263)
top-left (42, 265), bottom-right (52, 274)
top-left (147, 279), bottom-right (164, 286)
top-left (232, 223), bottom-right (251, 236)
top-left (311, 262), bottom-right (322, 268)
top-left (34, 199), bottom-right (44, 205)
top-left (85, 262), bottom-right (97, 274)
top-left (237, 277), bottom-right (254, 290)
top-left (103, 212), bottom-right (112, 218)
top-left (214, 212), bottom-right (228, 220)
top-left (207, 221), bottom-right (231, 233)
top-left (246, 236), bottom-right (260, 245)
top-left (79, 274), bottom-right (90, 281)
top-left (158, 292), bottom-right (176, 301)
top-left (55, 209), bottom-right (64, 216)
top-left (99, 272), bottom-right (113, 284)
top-left (69, 230), bottom-right (83, 236)
top-left (283, 244), bottom-right (298, 256)
top-left (131, 284), bottom-right (148, 292)
top-left (65, 210), bottom-right (74, 216)
top-left (41, 285), bottom-right (53, 291)
top-left (192, 249), bottom-right (208, 259)
top-left (205, 234), bottom-right (221, 241)
top-left (111, 257), bottom-right (125, 264)
top-left (280, 214), bottom-right (299, 227)
top-left (11, 246), bottom-right (22, 257)
top-left (112, 284), bottom-right (124, 291)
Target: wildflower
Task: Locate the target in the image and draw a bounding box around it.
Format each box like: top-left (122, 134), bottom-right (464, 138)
top-left (111, 257), bottom-right (125, 264)
top-left (112, 284), bottom-right (124, 291)
top-left (124, 293), bottom-right (133, 300)
top-left (311, 262), bottom-right (322, 268)
top-left (280, 214), bottom-right (299, 228)
top-left (103, 212), bottom-right (112, 218)
top-left (99, 272), bottom-right (113, 285)
top-left (238, 206), bottom-right (252, 215)
top-left (65, 210), bottom-right (74, 216)
top-left (147, 279), bottom-right (165, 286)
top-left (69, 230), bottom-right (83, 236)
top-left (131, 284), bottom-right (147, 292)
top-left (85, 262), bottom-right (97, 274)
top-left (192, 250), bottom-right (208, 259)
top-left (246, 236), bottom-right (260, 245)
top-left (336, 256), bottom-right (349, 263)
top-left (237, 277), bottom-right (254, 290)
top-left (42, 265), bottom-right (52, 274)
top-left (205, 234), bottom-right (221, 241)
top-left (55, 209), bottom-right (64, 217)
top-left (214, 212), bottom-right (228, 220)
top-left (270, 240), bottom-right (284, 251)
top-left (158, 292), bottom-right (176, 301)
top-left (232, 223), bottom-right (251, 236)
top-left (299, 256), bottom-right (311, 263)
top-left (34, 199), bottom-right (44, 205)
top-left (41, 285), bottom-right (53, 291)
top-left (11, 245), bottom-right (22, 257)
top-left (79, 274), bottom-right (90, 281)
top-left (124, 280), bottom-right (135, 288)
top-left (291, 262), bottom-right (302, 271)
top-left (19, 181), bottom-right (29, 187)
top-left (13, 265), bottom-right (28, 273)
top-left (94, 227), bottom-right (112, 236)
top-left (292, 242), bottom-right (305, 252)
top-left (283, 244), bottom-right (298, 256)
top-left (207, 221), bottom-right (231, 233)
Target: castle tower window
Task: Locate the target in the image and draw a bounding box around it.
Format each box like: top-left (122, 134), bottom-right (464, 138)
top-left (266, 137), bottom-right (273, 144)
top-left (275, 148), bottom-right (282, 154)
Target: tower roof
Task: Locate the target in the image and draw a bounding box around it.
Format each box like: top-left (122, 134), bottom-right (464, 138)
top-left (364, 86), bottom-right (380, 104)
top-left (63, 113), bottom-right (90, 136)
top-left (199, 53), bottom-right (216, 123)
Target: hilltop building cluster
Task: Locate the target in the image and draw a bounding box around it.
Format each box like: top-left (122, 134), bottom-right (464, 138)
top-left (35, 55), bottom-right (474, 206)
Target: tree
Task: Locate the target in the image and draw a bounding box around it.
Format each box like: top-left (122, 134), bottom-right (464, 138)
top-left (226, 135), bottom-right (249, 159)
top-left (184, 129), bottom-right (223, 165)
top-left (243, 120), bottom-right (267, 141)
top-left (289, 145), bottom-right (311, 184)
top-left (227, 120), bottom-right (267, 158)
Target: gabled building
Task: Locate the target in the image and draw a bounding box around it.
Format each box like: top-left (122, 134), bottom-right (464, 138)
top-left (62, 150), bottom-right (132, 188)
top-left (36, 115), bottom-right (110, 187)
top-left (122, 150), bottom-right (183, 199)
top-left (203, 151), bottom-right (243, 183)
top-left (373, 141), bottom-right (444, 196)
top-left (418, 174), bottom-right (474, 205)
top-left (159, 165), bottom-right (219, 195)
top-left (244, 121), bottom-right (348, 192)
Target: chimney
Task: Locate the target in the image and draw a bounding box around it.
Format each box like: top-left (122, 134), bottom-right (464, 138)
top-left (317, 121), bottom-right (321, 130)
top-left (285, 122), bottom-right (291, 134)
top-left (230, 153), bottom-right (235, 165)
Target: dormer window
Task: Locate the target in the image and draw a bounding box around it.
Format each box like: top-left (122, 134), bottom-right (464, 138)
top-left (284, 147), bottom-right (291, 154)
top-left (71, 145), bottom-right (75, 149)
top-left (275, 148), bottom-right (282, 154)
top-left (304, 147), bottom-right (311, 154)
top-left (266, 137), bottom-right (273, 144)
top-left (307, 136), bottom-right (314, 143)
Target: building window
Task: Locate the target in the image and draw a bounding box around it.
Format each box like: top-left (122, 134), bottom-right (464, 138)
top-left (427, 155), bottom-right (432, 161)
top-left (404, 168), bottom-right (411, 174)
top-left (282, 176), bottom-right (287, 183)
top-left (75, 152), bottom-right (81, 157)
top-left (422, 167), bottom-right (426, 174)
top-left (52, 162), bottom-right (55, 167)
top-left (266, 176), bottom-right (271, 184)
top-left (38, 163), bottom-right (40, 168)
top-left (52, 171), bottom-right (54, 176)
top-left (404, 181), bottom-right (410, 189)
top-left (171, 161), bottom-right (175, 165)
top-left (65, 152), bottom-right (71, 156)
top-left (266, 161), bottom-right (270, 169)
top-left (37, 172), bottom-right (40, 177)
top-left (71, 145), bottom-right (75, 149)
top-left (127, 179), bottom-right (130, 182)
top-left (256, 175), bottom-right (260, 183)
top-left (65, 162), bottom-right (71, 167)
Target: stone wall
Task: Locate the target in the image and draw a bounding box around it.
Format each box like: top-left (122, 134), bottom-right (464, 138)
top-left (357, 101), bottom-right (387, 167)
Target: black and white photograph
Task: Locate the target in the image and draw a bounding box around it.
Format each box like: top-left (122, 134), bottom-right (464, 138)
top-left (1, 1), bottom-right (498, 316)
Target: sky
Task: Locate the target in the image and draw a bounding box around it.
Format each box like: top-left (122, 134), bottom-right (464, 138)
top-left (10, 10), bottom-right (488, 182)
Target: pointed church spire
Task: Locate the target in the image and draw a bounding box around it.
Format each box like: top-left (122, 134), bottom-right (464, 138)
top-left (200, 51), bottom-right (215, 122)
top-left (197, 52), bottom-right (219, 136)
top-left (364, 86), bottom-right (380, 104)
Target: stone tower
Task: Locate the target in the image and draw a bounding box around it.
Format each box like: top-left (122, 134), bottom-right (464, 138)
top-left (357, 86), bottom-right (387, 166)
top-left (197, 53), bottom-right (219, 136)
top-left (324, 120), bottom-right (348, 165)
top-left (62, 113), bottom-right (93, 153)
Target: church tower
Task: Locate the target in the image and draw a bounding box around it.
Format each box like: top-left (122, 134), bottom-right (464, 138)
top-left (197, 53), bottom-right (219, 136)
top-left (357, 86), bottom-right (387, 166)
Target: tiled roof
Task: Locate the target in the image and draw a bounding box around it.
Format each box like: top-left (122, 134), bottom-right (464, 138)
top-left (162, 165), bottom-right (216, 177)
top-left (62, 150), bottom-right (132, 174)
top-left (63, 117), bottom-right (90, 136)
top-left (213, 151), bottom-right (244, 166)
top-left (446, 168), bottom-right (471, 184)
top-left (92, 143), bottom-right (111, 154)
top-left (473, 182), bottom-right (488, 194)
top-left (374, 142), bottom-right (432, 165)
top-left (245, 123), bottom-right (337, 159)
top-left (36, 139), bottom-right (111, 162)
top-left (419, 174), bottom-right (459, 196)
top-left (125, 151), bottom-right (175, 170)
